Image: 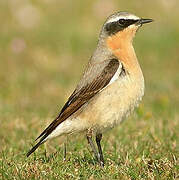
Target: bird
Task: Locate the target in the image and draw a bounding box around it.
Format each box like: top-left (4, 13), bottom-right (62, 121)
top-left (26, 11), bottom-right (153, 166)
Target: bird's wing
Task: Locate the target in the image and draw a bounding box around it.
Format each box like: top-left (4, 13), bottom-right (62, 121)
top-left (27, 58), bottom-right (125, 157)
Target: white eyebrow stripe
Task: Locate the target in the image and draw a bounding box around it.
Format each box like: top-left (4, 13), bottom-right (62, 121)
top-left (107, 15), bottom-right (140, 23)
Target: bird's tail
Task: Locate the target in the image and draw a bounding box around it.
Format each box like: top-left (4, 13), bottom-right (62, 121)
top-left (26, 140), bottom-right (44, 157)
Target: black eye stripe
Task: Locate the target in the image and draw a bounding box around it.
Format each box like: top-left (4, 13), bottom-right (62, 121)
top-left (105, 21), bottom-right (123, 35)
top-left (118, 19), bottom-right (126, 26)
top-left (105, 19), bottom-right (139, 35)
top-left (118, 19), bottom-right (139, 26)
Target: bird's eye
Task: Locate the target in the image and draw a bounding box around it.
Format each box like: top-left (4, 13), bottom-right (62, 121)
top-left (118, 19), bottom-right (126, 26)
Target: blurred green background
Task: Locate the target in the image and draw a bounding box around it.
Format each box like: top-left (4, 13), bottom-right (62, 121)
top-left (0, 0), bottom-right (178, 179)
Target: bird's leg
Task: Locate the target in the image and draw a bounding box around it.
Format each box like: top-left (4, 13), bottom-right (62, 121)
top-left (86, 131), bottom-right (100, 163)
top-left (96, 133), bottom-right (104, 166)
top-left (63, 136), bottom-right (68, 161)
top-left (63, 142), bottom-right (67, 161)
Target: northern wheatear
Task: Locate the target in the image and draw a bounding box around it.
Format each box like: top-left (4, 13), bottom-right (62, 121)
top-left (27, 12), bottom-right (153, 166)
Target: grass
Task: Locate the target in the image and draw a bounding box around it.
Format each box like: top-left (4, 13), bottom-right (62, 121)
top-left (0, 0), bottom-right (179, 179)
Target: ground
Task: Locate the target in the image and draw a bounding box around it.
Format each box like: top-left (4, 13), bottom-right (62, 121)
top-left (0, 0), bottom-right (178, 179)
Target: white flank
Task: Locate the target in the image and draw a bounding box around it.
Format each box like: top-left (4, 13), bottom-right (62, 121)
top-left (108, 63), bottom-right (122, 86)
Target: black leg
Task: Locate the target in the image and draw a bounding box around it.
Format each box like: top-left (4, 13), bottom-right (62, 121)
top-left (86, 134), bottom-right (100, 163)
top-left (63, 142), bottom-right (67, 161)
top-left (96, 133), bottom-right (104, 167)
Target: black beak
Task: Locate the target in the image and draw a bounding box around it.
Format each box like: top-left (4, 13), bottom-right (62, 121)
top-left (138, 18), bottom-right (153, 25)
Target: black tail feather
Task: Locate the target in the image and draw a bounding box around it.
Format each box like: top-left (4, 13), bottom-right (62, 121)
top-left (26, 140), bottom-right (44, 157)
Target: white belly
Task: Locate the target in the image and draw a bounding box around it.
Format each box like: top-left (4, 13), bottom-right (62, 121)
top-left (79, 74), bottom-right (144, 133)
top-left (47, 74), bottom-right (144, 140)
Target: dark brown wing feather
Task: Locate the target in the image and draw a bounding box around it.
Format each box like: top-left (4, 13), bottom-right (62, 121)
top-left (26, 59), bottom-right (120, 157)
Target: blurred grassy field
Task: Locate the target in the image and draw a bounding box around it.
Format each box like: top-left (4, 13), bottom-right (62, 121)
top-left (0, 0), bottom-right (179, 179)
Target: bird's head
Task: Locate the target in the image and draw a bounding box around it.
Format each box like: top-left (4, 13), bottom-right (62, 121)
top-left (100, 12), bottom-right (153, 50)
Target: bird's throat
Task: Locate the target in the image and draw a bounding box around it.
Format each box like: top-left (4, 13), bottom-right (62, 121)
top-left (106, 28), bottom-right (141, 74)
